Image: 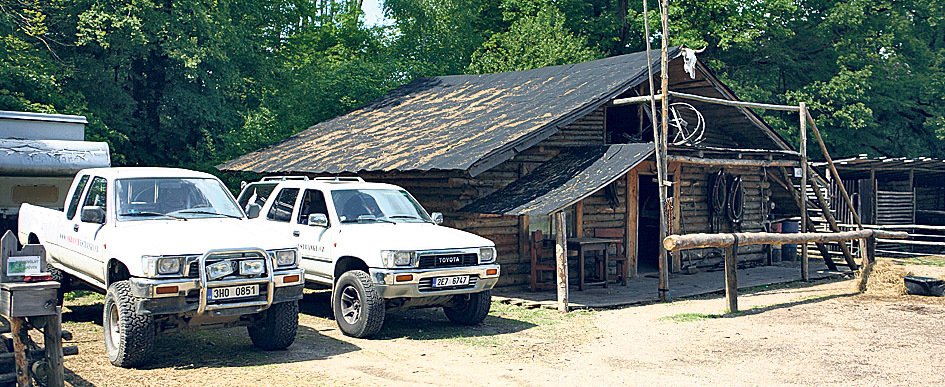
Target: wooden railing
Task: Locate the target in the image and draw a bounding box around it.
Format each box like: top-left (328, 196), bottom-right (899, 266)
top-left (663, 229), bottom-right (907, 313)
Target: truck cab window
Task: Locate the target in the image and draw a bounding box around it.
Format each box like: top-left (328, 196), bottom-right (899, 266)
top-left (82, 177), bottom-right (108, 214)
top-left (298, 189), bottom-right (329, 225)
top-left (267, 188), bottom-right (299, 223)
top-left (66, 175), bottom-right (90, 220)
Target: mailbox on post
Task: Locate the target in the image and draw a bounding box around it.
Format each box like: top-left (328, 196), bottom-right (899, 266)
top-left (0, 231), bottom-right (72, 386)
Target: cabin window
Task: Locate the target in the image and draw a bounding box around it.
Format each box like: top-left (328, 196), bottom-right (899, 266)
top-left (605, 104), bottom-right (652, 144)
top-left (528, 206), bottom-right (577, 239)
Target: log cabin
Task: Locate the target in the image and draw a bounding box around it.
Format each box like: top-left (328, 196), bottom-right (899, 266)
top-left (220, 47), bottom-right (802, 289)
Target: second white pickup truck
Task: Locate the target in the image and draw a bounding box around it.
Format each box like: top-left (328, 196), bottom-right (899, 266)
top-left (238, 177), bottom-right (500, 338)
top-left (19, 167), bottom-right (304, 367)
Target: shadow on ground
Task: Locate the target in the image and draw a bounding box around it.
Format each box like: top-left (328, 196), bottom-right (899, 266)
top-left (299, 290), bottom-right (539, 341)
top-left (61, 299), bottom-right (360, 377)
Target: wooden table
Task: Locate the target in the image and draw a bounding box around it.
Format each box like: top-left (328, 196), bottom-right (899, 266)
top-left (567, 237), bottom-right (619, 291)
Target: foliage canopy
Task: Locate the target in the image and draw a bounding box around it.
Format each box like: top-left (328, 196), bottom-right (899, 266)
top-left (1, 0), bottom-right (943, 174)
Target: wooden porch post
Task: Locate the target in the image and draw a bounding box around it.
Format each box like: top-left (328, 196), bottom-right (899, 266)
top-left (799, 102), bottom-right (809, 281)
top-left (626, 170), bottom-right (639, 280)
top-left (575, 200), bottom-right (584, 238)
top-left (555, 211), bottom-right (569, 312)
top-left (518, 215), bottom-right (529, 261)
top-left (671, 162), bottom-right (682, 272)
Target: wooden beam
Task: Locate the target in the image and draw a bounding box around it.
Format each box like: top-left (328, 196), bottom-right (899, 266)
top-left (799, 102), bottom-right (809, 281)
top-left (611, 94), bottom-right (665, 106)
top-left (668, 91), bottom-right (802, 112)
top-left (663, 229), bottom-right (907, 252)
top-left (626, 170), bottom-right (639, 280)
top-left (665, 155), bottom-right (798, 167)
top-left (555, 211), bottom-right (569, 312)
top-left (805, 109), bottom-right (863, 228)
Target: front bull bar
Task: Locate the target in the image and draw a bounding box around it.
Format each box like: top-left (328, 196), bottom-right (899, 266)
top-left (196, 248), bottom-right (275, 314)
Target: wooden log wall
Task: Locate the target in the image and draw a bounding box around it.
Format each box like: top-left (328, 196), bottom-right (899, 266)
top-left (361, 108), bottom-right (609, 287)
top-left (674, 163), bottom-right (771, 267)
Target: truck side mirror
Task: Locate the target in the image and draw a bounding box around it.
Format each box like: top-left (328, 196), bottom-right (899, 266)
top-left (307, 213), bottom-right (329, 227)
top-left (431, 212), bottom-right (444, 225)
top-left (80, 206), bottom-right (106, 224)
top-left (246, 203), bottom-right (261, 219)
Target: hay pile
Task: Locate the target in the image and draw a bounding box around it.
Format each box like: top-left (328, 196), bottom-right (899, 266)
top-left (859, 260), bottom-right (912, 296)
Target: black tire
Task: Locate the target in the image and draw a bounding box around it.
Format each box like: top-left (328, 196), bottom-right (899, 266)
top-left (103, 281), bottom-right (155, 368)
top-left (48, 265), bottom-right (69, 306)
top-left (248, 300), bottom-right (299, 350)
top-left (332, 270), bottom-right (385, 338)
top-left (444, 290), bottom-right (491, 325)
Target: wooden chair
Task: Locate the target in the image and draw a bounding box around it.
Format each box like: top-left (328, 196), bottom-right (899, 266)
top-left (594, 228), bottom-right (628, 285)
top-left (530, 230), bottom-right (557, 291)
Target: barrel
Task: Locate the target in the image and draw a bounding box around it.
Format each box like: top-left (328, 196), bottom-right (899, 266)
top-left (780, 219), bottom-right (799, 262)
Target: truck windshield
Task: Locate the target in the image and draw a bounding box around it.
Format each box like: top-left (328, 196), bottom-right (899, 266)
top-left (115, 178), bottom-right (244, 221)
top-left (331, 189), bottom-right (432, 224)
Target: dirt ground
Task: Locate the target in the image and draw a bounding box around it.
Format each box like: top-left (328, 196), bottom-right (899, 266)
top-left (60, 259), bottom-right (945, 386)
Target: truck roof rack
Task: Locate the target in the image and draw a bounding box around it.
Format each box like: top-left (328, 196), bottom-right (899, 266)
top-left (261, 176), bottom-right (310, 181)
top-left (313, 176), bottom-right (365, 183)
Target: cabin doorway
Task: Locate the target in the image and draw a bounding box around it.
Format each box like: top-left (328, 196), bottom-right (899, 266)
top-left (637, 174), bottom-right (660, 272)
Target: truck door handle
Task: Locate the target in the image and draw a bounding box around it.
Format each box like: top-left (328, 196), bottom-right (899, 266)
top-left (292, 231), bottom-right (300, 237)
top-left (73, 224), bottom-right (79, 232)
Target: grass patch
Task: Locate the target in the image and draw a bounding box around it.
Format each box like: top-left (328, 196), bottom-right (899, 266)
top-left (64, 290), bottom-right (104, 303)
top-left (488, 302), bottom-right (593, 326)
top-left (661, 312), bottom-right (721, 322)
top-left (895, 256), bottom-right (945, 267)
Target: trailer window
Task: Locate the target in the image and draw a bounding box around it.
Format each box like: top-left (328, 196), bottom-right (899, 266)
top-left (65, 175), bottom-right (90, 220)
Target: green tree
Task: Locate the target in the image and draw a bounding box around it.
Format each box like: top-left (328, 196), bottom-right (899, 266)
top-left (468, 0), bottom-right (601, 73)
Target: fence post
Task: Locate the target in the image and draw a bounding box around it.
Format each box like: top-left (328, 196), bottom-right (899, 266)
top-left (724, 244), bottom-right (738, 313)
top-left (857, 236), bottom-right (878, 292)
top-left (555, 211), bottom-right (569, 312)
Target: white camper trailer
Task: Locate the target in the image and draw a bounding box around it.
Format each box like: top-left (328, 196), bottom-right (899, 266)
top-left (0, 110), bottom-right (111, 232)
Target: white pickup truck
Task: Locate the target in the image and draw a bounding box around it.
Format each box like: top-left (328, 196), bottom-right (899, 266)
top-left (18, 167), bottom-right (304, 367)
top-left (238, 177), bottom-right (500, 338)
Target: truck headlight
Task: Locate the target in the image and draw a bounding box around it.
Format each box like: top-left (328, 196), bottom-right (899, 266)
top-left (239, 259), bottom-right (265, 276)
top-left (207, 260), bottom-right (235, 280)
top-left (143, 256), bottom-right (184, 276)
top-left (479, 247), bottom-right (496, 264)
top-left (381, 250), bottom-right (417, 267)
top-left (268, 249), bottom-right (297, 267)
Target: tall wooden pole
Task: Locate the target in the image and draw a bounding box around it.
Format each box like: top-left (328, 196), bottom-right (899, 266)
top-left (555, 211), bottom-right (569, 312)
top-left (641, 0), bottom-right (667, 299)
top-left (799, 102), bottom-right (809, 281)
top-left (656, 0), bottom-right (671, 301)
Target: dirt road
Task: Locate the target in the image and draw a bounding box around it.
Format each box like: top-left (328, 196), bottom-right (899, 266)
top-left (61, 261), bottom-right (945, 386)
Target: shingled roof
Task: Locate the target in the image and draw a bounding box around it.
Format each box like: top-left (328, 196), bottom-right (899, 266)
top-left (219, 48), bottom-right (679, 176)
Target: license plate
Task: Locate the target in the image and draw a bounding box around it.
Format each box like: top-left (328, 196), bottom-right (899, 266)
top-left (432, 275), bottom-right (470, 288)
top-left (209, 284), bottom-right (259, 300)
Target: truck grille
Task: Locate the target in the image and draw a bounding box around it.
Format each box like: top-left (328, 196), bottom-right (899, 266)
top-left (418, 253), bottom-right (478, 269)
top-left (418, 276), bottom-right (479, 292)
top-left (186, 251), bottom-right (269, 280)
